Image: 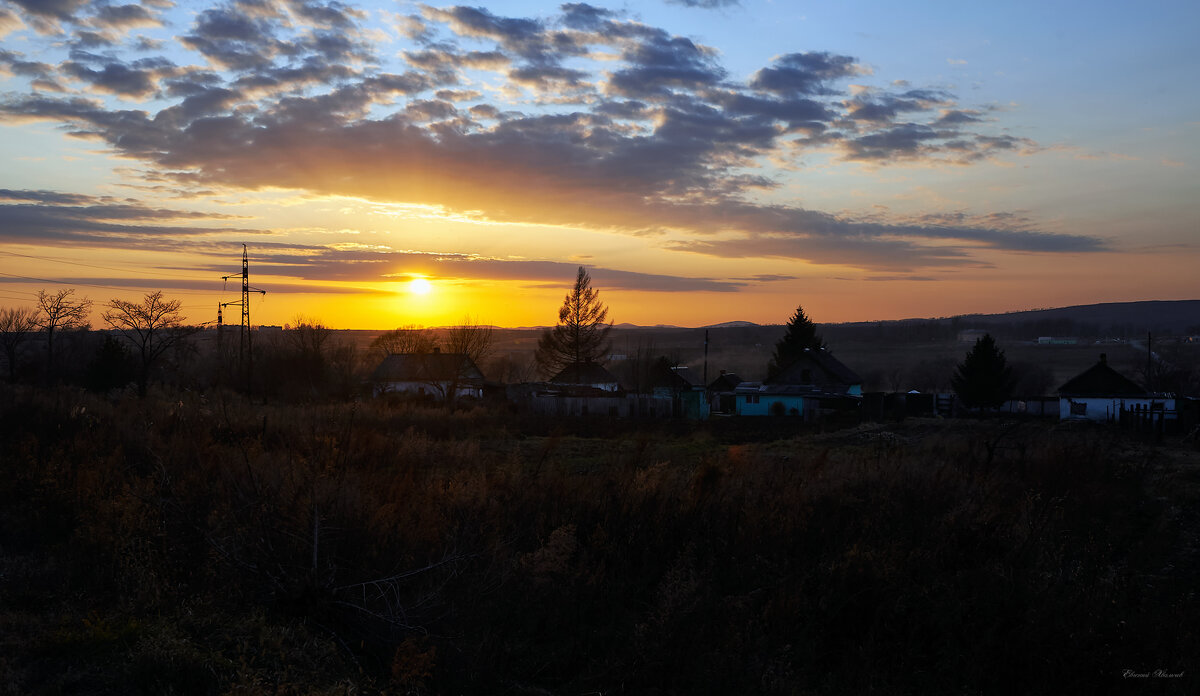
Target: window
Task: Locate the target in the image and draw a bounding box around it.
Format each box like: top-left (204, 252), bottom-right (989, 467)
top-left (801, 369), bottom-right (812, 383)
top-left (1070, 401), bottom-right (1087, 416)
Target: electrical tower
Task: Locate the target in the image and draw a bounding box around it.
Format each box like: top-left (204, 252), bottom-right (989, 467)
top-left (221, 244), bottom-right (266, 391)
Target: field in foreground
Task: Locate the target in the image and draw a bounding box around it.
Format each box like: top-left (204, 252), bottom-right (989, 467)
top-left (2, 387), bottom-right (1199, 695)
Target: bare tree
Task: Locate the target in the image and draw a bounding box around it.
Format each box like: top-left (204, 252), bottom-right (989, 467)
top-left (103, 291), bottom-right (194, 396)
top-left (35, 289), bottom-right (92, 378)
top-left (370, 325), bottom-right (437, 359)
top-left (0, 306), bottom-right (38, 383)
top-left (445, 317), bottom-right (494, 367)
top-left (535, 266), bottom-right (612, 376)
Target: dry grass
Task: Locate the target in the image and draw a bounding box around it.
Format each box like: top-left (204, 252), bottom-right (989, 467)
top-left (2, 385), bottom-right (1198, 694)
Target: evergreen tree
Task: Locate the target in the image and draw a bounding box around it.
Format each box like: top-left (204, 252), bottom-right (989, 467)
top-left (767, 304), bottom-right (825, 379)
top-left (535, 267), bottom-right (612, 376)
top-left (952, 333), bottom-right (1015, 409)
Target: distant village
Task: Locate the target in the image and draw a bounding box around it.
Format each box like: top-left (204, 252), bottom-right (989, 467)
top-left (3, 272), bottom-right (1197, 437)
top-left (369, 339), bottom-right (1193, 434)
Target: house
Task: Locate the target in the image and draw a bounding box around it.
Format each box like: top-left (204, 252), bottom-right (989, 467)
top-left (707, 371), bottom-right (742, 414)
top-left (372, 350), bottom-right (485, 401)
top-left (644, 361), bottom-right (708, 419)
top-left (1057, 353), bottom-right (1175, 422)
top-left (735, 349), bottom-right (862, 419)
top-left (548, 362), bottom-right (621, 392)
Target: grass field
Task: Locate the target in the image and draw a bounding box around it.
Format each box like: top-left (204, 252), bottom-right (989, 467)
top-left (3, 384), bottom-right (1199, 694)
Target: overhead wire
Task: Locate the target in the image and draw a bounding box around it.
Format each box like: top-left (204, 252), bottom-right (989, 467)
top-left (0, 249), bottom-right (212, 280)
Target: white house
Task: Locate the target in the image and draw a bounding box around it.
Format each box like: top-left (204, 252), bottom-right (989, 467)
top-left (372, 350), bottom-right (485, 401)
top-left (548, 362), bottom-right (621, 392)
top-left (1057, 353), bottom-right (1175, 422)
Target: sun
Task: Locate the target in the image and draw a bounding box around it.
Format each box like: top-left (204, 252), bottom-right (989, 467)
top-left (408, 277), bottom-right (433, 296)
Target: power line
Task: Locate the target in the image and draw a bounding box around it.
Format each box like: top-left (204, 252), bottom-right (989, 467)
top-left (0, 249), bottom-right (211, 280)
top-left (0, 270), bottom-right (233, 297)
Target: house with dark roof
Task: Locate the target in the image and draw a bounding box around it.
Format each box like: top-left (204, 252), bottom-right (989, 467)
top-left (1057, 353), bottom-right (1175, 422)
top-left (735, 349), bottom-right (862, 418)
top-left (707, 371), bottom-right (742, 414)
top-left (643, 361), bottom-right (708, 419)
top-left (371, 350), bottom-right (485, 401)
top-left (548, 362), bottom-right (621, 392)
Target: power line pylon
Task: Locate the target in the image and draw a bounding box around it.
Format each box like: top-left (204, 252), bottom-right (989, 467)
top-left (221, 244), bottom-right (266, 391)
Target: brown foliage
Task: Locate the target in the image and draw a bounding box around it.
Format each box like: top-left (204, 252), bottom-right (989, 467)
top-left (2, 387), bottom-right (1199, 694)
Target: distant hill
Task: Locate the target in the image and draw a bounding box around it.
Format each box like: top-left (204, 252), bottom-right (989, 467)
top-left (704, 320), bottom-right (761, 329)
top-left (829, 300), bottom-right (1200, 335)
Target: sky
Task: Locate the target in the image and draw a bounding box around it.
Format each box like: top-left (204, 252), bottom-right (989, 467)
top-left (0, 0), bottom-right (1196, 329)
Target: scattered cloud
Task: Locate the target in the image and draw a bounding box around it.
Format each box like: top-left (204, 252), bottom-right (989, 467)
top-left (664, 0), bottom-right (741, 8)
top-left (0, 2), bottom-right (1096, 276)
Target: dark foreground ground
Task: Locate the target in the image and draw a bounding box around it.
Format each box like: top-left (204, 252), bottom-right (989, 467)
top-left (2, 386), bottom-right (1199, 695)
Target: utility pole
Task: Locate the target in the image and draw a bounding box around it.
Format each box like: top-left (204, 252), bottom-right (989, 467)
top-left (221, 244), bottom-right (266, 392)
top-left (1147, 331), bottom-right (1153, 392)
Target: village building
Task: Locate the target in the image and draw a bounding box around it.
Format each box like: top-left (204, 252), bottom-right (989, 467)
top-left (707, 371), bottom-right (743, 414)
top-left (371, 350), bottom-right (485, 401)
top-left (548, 362), bottom-right (621, 392)
top-left (643, 362), bottom-right (708, 419)
top-left (735, 348), bottom-right (862, 419)
top-left (1057, 353), bottom-right (1175, 423)
top-left (511, 361), bottom-right (629, 417)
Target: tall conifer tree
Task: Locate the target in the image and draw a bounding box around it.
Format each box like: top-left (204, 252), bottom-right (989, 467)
top-left (767, 305), bottom-right (825, 379)
top-left (535, 267), bottom-right (612, 376)
top-left (952, 333), bottom-right (1015, 409)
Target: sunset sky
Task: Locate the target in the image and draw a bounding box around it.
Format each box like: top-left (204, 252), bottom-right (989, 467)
top-left (1, 0), bottom-right (1196, 329)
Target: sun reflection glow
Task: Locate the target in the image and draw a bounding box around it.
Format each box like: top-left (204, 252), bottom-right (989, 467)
top-left (408, 277), bottom-right (433, 295)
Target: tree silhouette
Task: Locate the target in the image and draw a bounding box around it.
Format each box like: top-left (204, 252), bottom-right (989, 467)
top-left (370, 325), bottom-right (437, 359)
top-left (952, 333), bottom-right (1015, 409)
top-left (445, 317), bottom-right (494, 367)
top-left (102, 291), bottom-right (194, 396)
top-left (0, 306), bottom-right (37, 383)
top-left (767, 304), bottom-right (825, 379)
top-left (35, 288), bottom-right (92, 379)
top-left (535, 266), bottom-right (612, 376)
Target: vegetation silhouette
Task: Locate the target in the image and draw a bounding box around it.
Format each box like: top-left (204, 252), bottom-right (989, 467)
top-left (535, 266), bottom-right (612, 376)
top-left (952, 333), bottom-right (1016, 410)
top-left (767, 304), bottom-right (825, 380)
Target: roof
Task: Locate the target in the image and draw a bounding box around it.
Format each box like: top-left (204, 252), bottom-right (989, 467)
top-left (708, 372), bottom-right (743, 391)
top-left (372, 352), bottom-right (484, 383)
top-left (1058, 354), bottom-right (1146, 397)
top-left (647, 363), bottom-right (700, 391)
top-left (549, 362), bottom-right (619, 386)
top-left (769, 348), bottom-right (861, 387)
top-left (734, 382), bottom-right (848, 397)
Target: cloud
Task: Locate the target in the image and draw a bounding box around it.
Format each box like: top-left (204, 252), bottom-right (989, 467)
top-left (0, 8), bottom-right (26, 37)
top-left (0, 189), bottom-right (742, 292)
top-left (0, 189), bottom-right (259, 246)
top-left (4, 0), bottom-right (89, 33)
top-left (234, 245), bottom-right (748, 292)
top-left (750, 52), bottom-right (862, 96)
top-left (91, 3), bottom-right (162, 30)
top-left (0, 2), bottom-right (1093, 275)
top-left (664, 0), bottom-right (741, 8)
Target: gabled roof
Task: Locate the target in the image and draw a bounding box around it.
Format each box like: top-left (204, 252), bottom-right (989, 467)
top-left (549, 362), bottom-right (619, 386)
top-left (647, 363), bottom-right (700, 391)
top-left (372, 352), bottom-right (484, 383)
top-left (1058, 354), bottom-right (1145, 397)
top-left (708, 372), bottom-right (742, 392)
top-left (769, 348), bottom-right (861, 387)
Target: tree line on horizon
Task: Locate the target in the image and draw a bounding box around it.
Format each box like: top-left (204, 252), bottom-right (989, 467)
top-left (4, 268), bottom-right (1193, 403)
